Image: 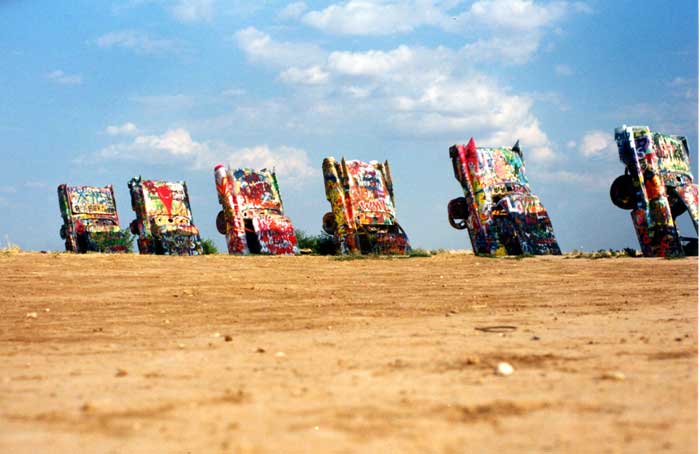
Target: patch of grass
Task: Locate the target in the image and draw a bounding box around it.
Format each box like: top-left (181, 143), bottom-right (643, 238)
top-left (1, 236), bottom-right (21, 255)
top-left (201, 238), bottom-right (218, 255)
top-left (565, 248), bottom-right (640, 259)
top-left (408, 248), bottom-right (432, 258)
top-left (295, 230), bottom-right (337, 255)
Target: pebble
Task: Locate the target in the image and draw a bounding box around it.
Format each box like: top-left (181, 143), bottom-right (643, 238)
top-left (224, 335), bottom-right (233, 342)
top-left (256, 347), bottom-right (266, 353)
top-left (25, 312), bottom-right (38, 319)
top-left (601, 371), bottom-right (625, 381)
top-left (115, 369), bottom-right (128, 377)
top-left (496, 362), bottom-right (514, 376)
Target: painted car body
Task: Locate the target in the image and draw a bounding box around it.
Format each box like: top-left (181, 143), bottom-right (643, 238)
top-left (128, 177), bottom-right (203, 255)
top-left (447, 138), bottom-right (561, 255)
top-left (57, 184), bottom-right (129, 253)
top-left (611, 125), bottom-right (698, 257)
top-left (322, 157), bottom-right (410, 255)
top-left (213, 165), bottom-right (298, 255)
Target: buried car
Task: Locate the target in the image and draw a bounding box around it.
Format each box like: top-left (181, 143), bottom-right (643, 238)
top-left (322, 157), bottom-right (410, 255)
top-left (213, 165), bottom-right (298, 255)
top-left (447, 138), bottom-right (561, 255)
top-left (611, 125), bottom-right (698, 257)
top-left (57, 184), bottom-right (129, 253)
top-left (128, 177), bottom-right (203, 255)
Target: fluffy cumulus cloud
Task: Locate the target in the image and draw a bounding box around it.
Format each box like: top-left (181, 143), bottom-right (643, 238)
top-left (296, 0), bottom-right (590, 64)
top-left (94, 127), bottom-right (316, 188)
top-left (98, 128), bottom-right (209, 163)
top-left (169, 0), bottom-right (215, 22)
top-left (301, 0), bottom-right (447, 35)
top-left (235, 29), bottom-right (558, 162)
top-left (278, 1), bottom-right (308, 19)
top-left (96, 30), bottom-right (175, 54)
top-left (234, 27), bottom-right (325, 68)
top-left (279, 66), bottom-right (329, 85)
top-left (47, 70), bottom-right (82, 85)
top-left (227, 145), bottom-right (317, 187)
top-left (579, 130), bottom-right (616, 158)
top-left (105, 122), bottom-right (139, 136)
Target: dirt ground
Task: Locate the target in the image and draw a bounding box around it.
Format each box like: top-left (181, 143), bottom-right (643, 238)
top-left (0, 252), bottom-right (697, 453)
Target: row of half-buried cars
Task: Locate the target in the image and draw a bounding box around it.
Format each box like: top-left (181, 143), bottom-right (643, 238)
top-left (57, 125), bottom-right (699, 258)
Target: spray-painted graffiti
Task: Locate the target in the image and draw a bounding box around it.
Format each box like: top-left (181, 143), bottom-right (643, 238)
top-left (57, 184), bottom-right (129, 253)
top-left (322, 157), bottom-right (410, 255)
top-left (214, 165), bottom-right (298, 255)
top-left (447, 138), bottom-right (561, 255)
top-left (611, 125), bottom-right (698, 257)
top-left (128, 177), bottom-right (203, 255)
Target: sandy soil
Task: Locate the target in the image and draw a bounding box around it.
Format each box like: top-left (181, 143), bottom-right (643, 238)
top-left (0, 252), bottom-right (696, 453)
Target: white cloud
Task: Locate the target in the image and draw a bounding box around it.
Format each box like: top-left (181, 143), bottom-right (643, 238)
top-left (279, 1), bottom-right (308, 20)
top-left (555, 63), bottom-right (574, 76)
top-left (460, 0), bottom-right (568, 31)
top-left (94, 127), bottom-right (316, 187)
top-left (96, 30), bottom-right (175, 54)
top-left (169, 0), bottom-right (215, 22)
top-left (0, 186), bottom-right (17, 194)
top-left (328, 46), bottom-right (415, 76)
top-left (97, 128), bottom-right (210, 165)
top-left (461, 35), bottom-right (541, 65)
top-left (105, 122), bottom-right (139, 136)
top-left (279, 66), bottom-right (329, 85)
top-left (579, 130), bottom-right (616, 158)
top-left (302, 0), bottom-right (447, 35)
top-left (234, 27), bottom-right (325, 68)
top-left (227, 145), bottom-right (318, 187)
top-left (232, 30), bottom-right (559, 162)
top-left (566, 140), bottom-right (577, 149)
top-left (47, 70), bottom-right (82, 85)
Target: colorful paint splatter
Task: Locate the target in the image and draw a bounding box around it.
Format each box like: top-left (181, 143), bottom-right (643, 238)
top-left (128, 177), bottom-right (203, 255)
top-left (447, 138), bottom-right (561, 256)
top-left (612, 125), bottom-right (698, 257)
top-left (214, 165), bottom-right (298, 255)
top-left (57, 184), bottom-right (129, 253)
top-left (322, 157), bottom-right (410, 255)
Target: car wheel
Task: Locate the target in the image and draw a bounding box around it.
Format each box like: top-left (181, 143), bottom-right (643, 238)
top-left (216, 210), bottom-right (227, 235)
top-left (322, 212), bottom-right (337, 236)
top-left (610, 174), bottom-right (636, 210)
top-left (448, 197), bottom-right (469, 230)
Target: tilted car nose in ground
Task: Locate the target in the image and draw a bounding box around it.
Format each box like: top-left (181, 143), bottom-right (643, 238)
top-left (322, 157), bottom-right (410, 255)
top-left (447, 137), bottom-right (561, 256)
top-left (611, 125), bottom-right (699, 257)
top-left (57, 184), bottom-right (129, 253)
top-left (213, 164), bottom-right (298, 255)
top-left (127, 177), bottom-right (203, 256)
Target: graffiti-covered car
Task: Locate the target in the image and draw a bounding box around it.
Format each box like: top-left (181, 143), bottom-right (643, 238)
top-left (213, 165), bottom-right (298, 255)
top-left (128, 177), bottom-right (203, 255)
top-left (57, 184), bottom-right (129, 253)
top-left (611, 125), bottom-right (698, 257)
top-left (447, 138), bottom-right (561, 256)
top-left (322, 157), bottom-right (410, 255)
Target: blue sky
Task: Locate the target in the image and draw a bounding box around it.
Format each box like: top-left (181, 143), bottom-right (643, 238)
top-left (0, 0), bottom-right (697, 252)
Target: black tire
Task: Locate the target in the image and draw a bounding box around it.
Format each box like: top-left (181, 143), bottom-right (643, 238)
top-left (682, 238), bottom-right (698, 256)
top-left (130, 220), bottom-right (139, 236)
top-left (610, 174), bottom-right (636, 210)
top-left (59, 225), bottom-right (67, 240)
top-left (216, 211), bottom-right (227, 235)
top-left (447, 197), bottom-right (469, 230)
top-left (322, 212), bottom-right (337, 236)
